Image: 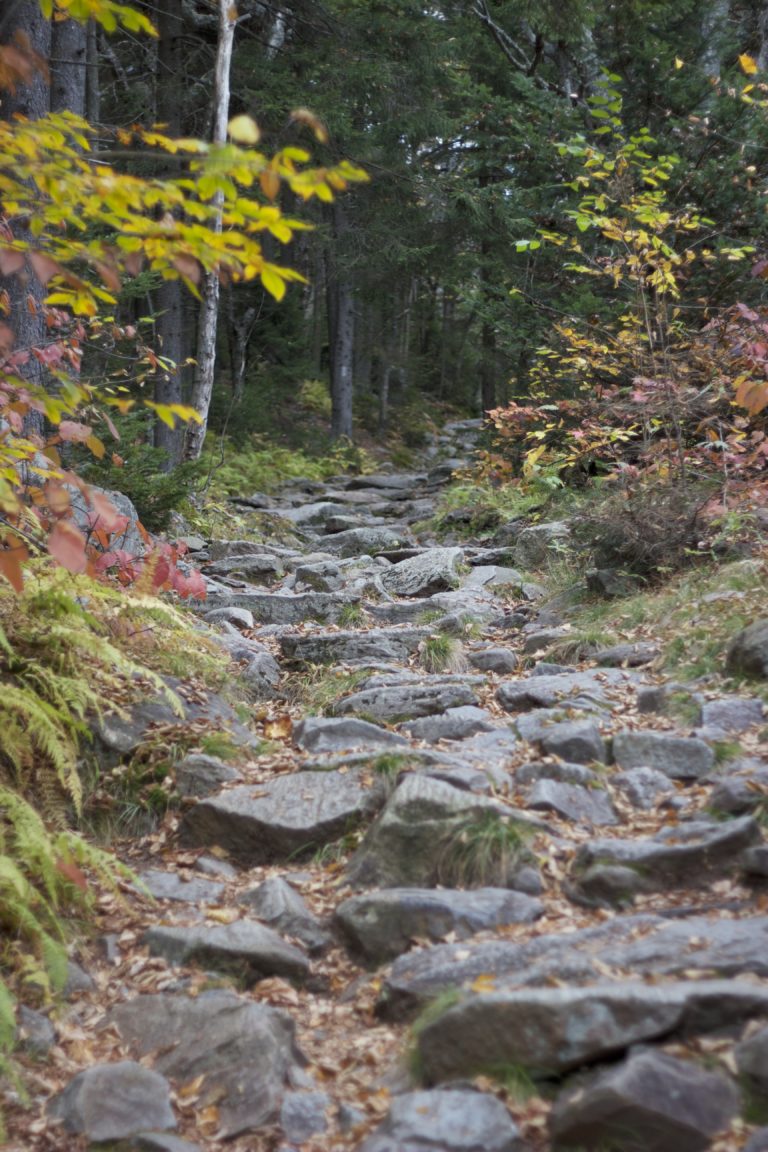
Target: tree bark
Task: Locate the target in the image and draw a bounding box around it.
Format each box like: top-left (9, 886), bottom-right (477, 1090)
top-left (50, 16), bottom-right (86, 117)
top-left (183, 0), bottom-right (235, 461)
top-left (0, 1), bottom-right (52, 438)
top-left (153, 0), bottom-right (186, 467)
top-left (327, 202), bottom-right (354, 440)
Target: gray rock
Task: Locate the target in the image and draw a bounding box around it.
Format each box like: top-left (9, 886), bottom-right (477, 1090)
top-left (208, 539), bottom-right (279, 561)
top-left (467, 647), bottom-right (519, 674)
top-left (416, 980), bottom-right (768, 1081)
top-left (204, 554), bottom-right (283, 582)
top-left (513, 522), bottom-right (571, 569)
top-left (516, 761), bottom-right (597, 787)
top-left (336, 678), bottom-right (480, 723)
top-left (93, 677), bottom-right (255, 766)
top-left (70, 485), bottom-right (147, 557)
top-left (549, 1048), bottom-right (739, 1152)
top-left (700, 695), bottom-right (765, 732)
top-left (527, 779), bottom-right (618, 826)
top-left (64, 959), bottom-right (95, 996)
top-left (401, 706), bottom-right (497, 743)
top-left (726, 619), bottom-right (768, 678)
top-left (138, 870), bottom-right (225, 904)
top-left (347, 472), bottom-right (425, 491)
top-left (202, 590), bottom-right (359, 625)
top-left (108, 990), bottom-right (300, 1139)
top-left (346, 774), bottom-right (535, 890)
top-left (521, 627), bottom-right (573, 656)
top-left (239, 877), bottom-right (331, 954)
top-left (593, 642), bottom-right (660, 667)
top-left (573, 816), bottom-right (761, 899)
top-left (280, 627), bottom-right (428, 665)
top-left (320, 527), bottom-right (406, 557)
top-left (612, 766), bottom-right (674, 810)
top-left (280, 1091), bottom-right (329, 1142)
top-left (179, 768), bottom-right (385, 866)
top-left (737, 1025), bottom-right (768, 1094)
top-left (585, 567), bottom-right (639, 597)
top-left (225, 641), bottom-right (281, 698)
top-left (497, 669), bottom-right (632, 713)
top-left (144, 921), bottom-right (310, 985)
top-left (293, 716), bottom-right (408, 754)
top-left (17, 1005), bottom-right (56, 1057)
top-left (710, 769), bottom-right (768, 815)
top-left (174, 754), bottom-right (241, 799)
top-left (48, 1062), bottom-right (175, 1142)
top-left (280, 501), bottom-right (349, 525)
top-left (612, 731), bottom-right (715, 779)
top-left (742, 844), bottom-right (768, 877)
top-left (203, 606), bottom-right (255, 629)
top-left (358, 1089), bottom-right (524, 1152)
top-left (294, 560), bottom-right (343, 591)
top-left (746, 1130), bottom-right (768, 1152)
top-left (335, 887), bottom-right (543, 964)
top-left (539, 720), bottom-right (607, 764)
top-left (378, 547), bottom-right (463, 598)
top-left (380, 912), bottom-right (768, 1020)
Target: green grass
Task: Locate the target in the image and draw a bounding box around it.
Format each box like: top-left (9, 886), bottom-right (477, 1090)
top-left (337, 602), bottom-right (366, 628)
top-left (418, 634), bottom-right (467, 673)
top-left (436, 811), bottom-right (536, 887)
top-left (289, 666), bottom-right (370, 713)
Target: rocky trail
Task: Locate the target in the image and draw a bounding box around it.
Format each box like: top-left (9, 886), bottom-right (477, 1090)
top-left (11, 421), bottom-right (768, 1152)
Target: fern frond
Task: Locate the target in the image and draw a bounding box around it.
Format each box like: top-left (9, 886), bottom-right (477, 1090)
top-left (0, 980), bottom-right (15, 1053)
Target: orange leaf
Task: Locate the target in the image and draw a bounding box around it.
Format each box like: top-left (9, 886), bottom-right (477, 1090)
top-left (29, 251), bottom-right (62, 286)
top-left (264, 714), bottom-right (292, 740)
top-left (55, 856), bottom-right (88, 891)
top-left (0, 246), bottom-right (24, 277)
top-left (260, 169), bottom-right (280, 201)
top-left (89, 490), bottom-right (126, 534)
top-left (0, 544), bottom-right (28, 593)
top-left (48, 520), bottom-right (87, 573)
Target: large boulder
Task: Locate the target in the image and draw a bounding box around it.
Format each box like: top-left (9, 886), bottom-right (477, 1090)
top-left (415, 980), bottom-right (768, 1082)
top-left (612, 731), bottom-right (714, 779)
top-left (107, 990), bottom-right (301, 1139)
top-left (357, 1090), bottom-right (525, 1152)
top-left (48, 1062), bottom-right (175, 1143)
top-left (335, 887), bottom-right (543, 964)
top-left (726, 619), bottom-right (768, 678)
top-left (179, 768), bottom-right (385, 866)
top-left (143, 920), bottom-right (310, 985)
top-left (549, 1048), bottom-right (739, 1152)
top-left (378, 547), bottom-right (464, 598)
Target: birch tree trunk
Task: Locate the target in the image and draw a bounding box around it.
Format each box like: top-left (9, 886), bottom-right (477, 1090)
top-left (183, 0), bottom-right (235, 461)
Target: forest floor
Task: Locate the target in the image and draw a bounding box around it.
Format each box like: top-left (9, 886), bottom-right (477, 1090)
top-left (5, 420), bottom-right (768, 1152)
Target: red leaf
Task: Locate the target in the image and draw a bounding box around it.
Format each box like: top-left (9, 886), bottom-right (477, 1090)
top-left (58, 420), bottom-right (92, 443)
top-left (55, 856), bottom-right (88, 891)
top-left (89, 490), bottom-right (128, 535)
top-left (28, 251), bottom-right (62, 286)
top-left (48, 521), bottom-right (87, 573)
top-left (0, 247), bottom-right (24, 277)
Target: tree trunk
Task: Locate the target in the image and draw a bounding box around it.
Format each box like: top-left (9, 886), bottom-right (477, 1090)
top-left (327, 202), bottom-right (354, 440)
top-left (154, 0), bottom-right (186, 467)
top-left (0, 1), bottom-right (51, 439)
top-left (183, 0), bottom-right (235, 461)
top-left (50, 16), bottom-right (86, 116)
top-left (479, 237), bottom-right (496, 413)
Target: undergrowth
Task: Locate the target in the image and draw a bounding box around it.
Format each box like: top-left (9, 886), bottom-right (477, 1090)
top-left (436, 811), bottom-right (536, 887)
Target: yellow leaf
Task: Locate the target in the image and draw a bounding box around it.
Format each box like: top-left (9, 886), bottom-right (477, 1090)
top-left (739, 53), bottom-right (758, 74)
top-left (205, 907), bottom-right (240, 925)
top-left (264, 714), bottom-right (292, 740)
top-left (261, 266), bottom-right (286, 301)
top-left (674, 56), bottom-right (684, 70)
top-left (470, 973), bottom-right (497, 993)
top-left (228, 115), bottom-right (261, 145)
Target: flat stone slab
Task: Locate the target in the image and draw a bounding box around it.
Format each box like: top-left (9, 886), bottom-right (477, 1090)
top-left (612, 731), bottom-right (715, 779)
top-left (138, 870), bottom-right (225, 904)
top-left (202, 590), bottom-right (360, 625)
top-left (380, 912), bottom-right (768, 1020)
top-left (179, 769), bottom-right (385, 866)
top-left (335, 678), bottom-right (480, 723)
top-left (574, 815), bottom-right (761, 899)
top-left (335, 887), bottom-right (543, 964)
top-left (378, 547), bottom-right (464, 598)
top-left (279, 627), bottom-right (428, 665)
top-left (401, 706), bottom-right (497, 743)
top-left (699, 695), bottom-right (766, 732)
top-left (550, 1048), bottom-right (739, 1152)
top-left (293, 716), bottom-right (408, 754)
top-left (527, 779), bottom-right (618, 826)
top-left (144, 921), bottom-right (310, 985)
top-left (319, 526), bottom-right (407, 557)
top-left (48, 1062), bottom-right (175, 1143)
top-left (358, 1090), bottom-right (525, 1152)
top-left (416, 980), bottom-right (768, 1081)
top-left (107, 990), bottom-right (300, 1139)
top-left (497, 669), bottom-right (634, 713)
